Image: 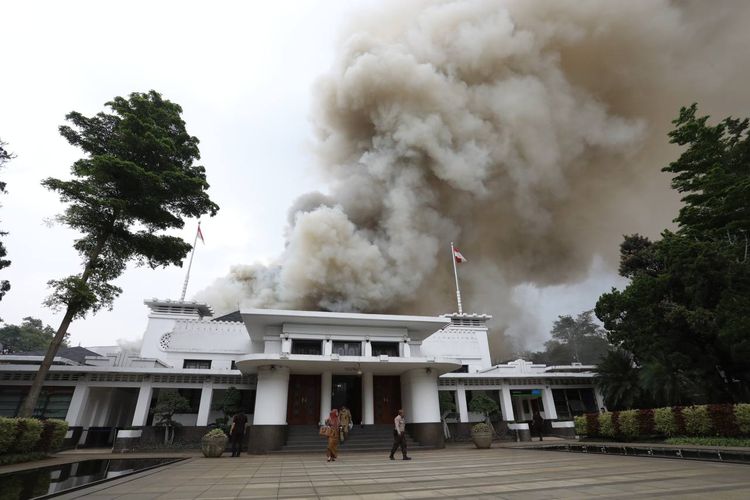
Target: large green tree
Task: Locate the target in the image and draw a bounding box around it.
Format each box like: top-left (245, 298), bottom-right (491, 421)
top-left (0, 139), bottom-right (13, 302)
top-left (531, 310), bottom-right (610, 365)
top-left (19, 91), bottom-right (219, 417)
top-left (596, 104), bottom-right (750, 405)
top-left (0, 317), bottom-right (67, 353)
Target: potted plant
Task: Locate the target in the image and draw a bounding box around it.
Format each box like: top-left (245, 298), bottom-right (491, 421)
top-left (201, 428), bottom-right (228, 457)
top-left (471, 423), bottom-right (493, 448)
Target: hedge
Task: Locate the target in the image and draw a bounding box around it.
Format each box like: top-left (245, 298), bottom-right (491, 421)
top-left (0, 417), bottom-right (68, 456)
top-left (576, 403), bottom-right (750, 441)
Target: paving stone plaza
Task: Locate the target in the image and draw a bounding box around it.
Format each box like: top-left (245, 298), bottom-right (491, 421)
top-left (54, 446), bottom-right (750, 499)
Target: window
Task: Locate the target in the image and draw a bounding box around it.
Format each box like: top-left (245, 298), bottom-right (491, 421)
top-left (183, 359), bottom-right (211, 369)
top-left (0, 387), bottom-right (74, 418)
top-left (451, 365), bottom-right (469, 373)
top-left (291, 339), bottom-right (322, 355)
top-left (332, 341), bottom-right (361, 356)
top-left (371, 342), bottom-right (399, 357)
top-left (231, 360), bottom-right (237, 370)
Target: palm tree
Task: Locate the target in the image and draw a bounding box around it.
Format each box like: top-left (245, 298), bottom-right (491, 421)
top-left (595, 350), bottom-right (644, 410)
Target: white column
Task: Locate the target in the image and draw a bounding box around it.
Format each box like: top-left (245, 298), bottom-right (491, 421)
top-left (131, 380), bottom-right (153, 426)
top-left (362, 372), bottom-right (374, 425)
top-left (542, 386), bottom-right (558, 420)
top-left (323, 339), bottom-right (332, 356)
top-left (594, 387), bottom-right (606, 412)
top-left (253, 366), bottom-right (290, 425)
top-left (457, 384), bottom-right (469, 423)
top-left (65, 382), bottom-right (90, 426)
top-left (320, 371), bottom-right (332, 424)
top-left (196, 378), bottom-right (214, 426)
top-left (499, 385), bottom-right (514, 422)
top-left (364, 341), bottom-right (372, 357)
top-left (406, 368), bottom-right (441, 423)
top-left (402, 342), bottom-right (411, 357)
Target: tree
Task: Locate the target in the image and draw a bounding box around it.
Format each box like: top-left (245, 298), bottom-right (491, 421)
top-left (18, 91), bottom-right (219, 417)
top-left (532, 311), bottom-right (610, 365)
top-left (0, 317), bottom-right (68, 353)
top-left (596, 105), bottom-right (750, 405)
top-left (150, 389), bottom-right (191, 444)
top-left (0, 139), bottom-right (13, 302)
top-left (594, 350), bottom-right (644, 410)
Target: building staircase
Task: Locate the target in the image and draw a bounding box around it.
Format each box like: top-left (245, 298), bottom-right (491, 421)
top-left (275, 424), bottom-right (430, 453)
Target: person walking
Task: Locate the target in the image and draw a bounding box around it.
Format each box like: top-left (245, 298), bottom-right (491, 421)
top-left (325, 409), bottom-right (340, 462)
top-left (340, 406), bottom-right (352, 441)
top-left (532, 410), bottom-right (545, 442)
top-left (389, 409), bottom-right (411, 460)
top-left (229, 411), bottom-right (248, 457)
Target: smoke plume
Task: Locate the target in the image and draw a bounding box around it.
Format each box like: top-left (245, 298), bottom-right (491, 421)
top-left (198, 0), bottom-right (750, 357)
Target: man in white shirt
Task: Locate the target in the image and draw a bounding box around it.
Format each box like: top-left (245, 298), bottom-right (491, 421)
top-left (389, 409), bottom-right (411, 460)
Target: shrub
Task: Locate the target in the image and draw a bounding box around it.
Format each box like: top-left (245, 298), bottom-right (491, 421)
top-left (37, 419), bottom-right (69, 453)
top-left (708, 404), bottom-right (738, 437)
top-left (611, 412), bottom-right (621, 436)
top-left (654, 407), bottom-right (677, 437)
top-left (637, 409), bottom-right (655, 436)
top-left (472, 423), bottom-right (491, 433)
top-left (574, 416), bottom-right (587, 436)
top-left (735, 404), bottom-right (750, 435)
top-left (12, 418), bottom-right (43, 454)
top-left (672, 406), bottom-right (686, 435)
top-left (585, 413), bottom-right (599, 436)
top-left (618, 410), bottom-right (639, 440)
top-left (0, 417), bottom-right (16, 454)
top-left (598, 412), bottom-right (615, 438)
top-left (683, 405), bottom-right (712, 436)
top-left (203, 428), bottom-right (227, 439)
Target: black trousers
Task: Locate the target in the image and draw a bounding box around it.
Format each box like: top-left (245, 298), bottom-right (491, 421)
top-left (390, 430), bottom-right (407, 457)
top-left (230, 433), bottom-right (245, 456)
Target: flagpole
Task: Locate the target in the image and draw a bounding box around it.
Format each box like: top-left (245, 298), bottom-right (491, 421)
top-left (180, 221), bottom-right (201, 302)
top-left (451, 242), bottom-right (463, 314)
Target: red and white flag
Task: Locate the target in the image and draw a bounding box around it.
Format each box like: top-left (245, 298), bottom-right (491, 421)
top-left (197, 225), bottom-right (205, 244)
top-left (453, 247), bottom-right (467, 263)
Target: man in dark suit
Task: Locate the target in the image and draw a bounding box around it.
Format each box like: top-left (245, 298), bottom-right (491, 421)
top-left (229, 411), bottom-right (248, 457)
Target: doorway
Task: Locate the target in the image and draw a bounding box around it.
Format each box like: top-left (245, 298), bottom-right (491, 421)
top-left (287, 375), bottom-right (321, 425)
top-left (331, 375), bottom-right (362, 425)
top-left (373, 375), bottom-right (401, 424)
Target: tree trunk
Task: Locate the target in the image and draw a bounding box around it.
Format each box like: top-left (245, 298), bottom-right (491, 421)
top-left (18, 232), bottom-right (110, 417)
top-left (17, 308), bottom-right (77, 417)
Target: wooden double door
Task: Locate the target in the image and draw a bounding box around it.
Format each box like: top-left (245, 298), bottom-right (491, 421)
top-left (287, 375), bottom-right (321, 425)
top-left (373, 375), bottom-right (402, 424)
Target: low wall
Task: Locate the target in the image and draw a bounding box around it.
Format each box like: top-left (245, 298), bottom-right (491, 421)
top-left (113, 426), bottom-right (227, 452)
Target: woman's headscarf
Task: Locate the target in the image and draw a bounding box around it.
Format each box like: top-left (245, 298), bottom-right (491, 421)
top-left (329, 409), bottom-right (339, 427)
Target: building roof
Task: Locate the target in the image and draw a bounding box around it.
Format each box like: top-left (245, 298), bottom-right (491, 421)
top-left (13, 346), bottom-right (103, 365)
top-left (212, 310), bottom-right (242, 322)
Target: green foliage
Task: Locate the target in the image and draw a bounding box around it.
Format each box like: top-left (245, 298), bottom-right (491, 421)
top-left (530, 310), bottom-right (610, 365)
top-left (654, 407), bottom-right (677, 437)
top-left (0, 417), bottom-right (15, 454)
top-left (468, 392), bottom-right (500, 418)
top-left (203, 428), bottom-right (227, 439)
top-left (595, 350), bottom-right (644, 410)
top-left (682, 405), bottom-right (712, 436)
top-left (617, 410), bottom-right (639, 440)
top-left (151, 389), bottom-right (191, 426)
top-left (596, 105), bottom-right (750, 406)
top-left (439, 391), bottom-right (456, 413)
top-left (220, 387), bottom-right (242, 418)
top-left (585, 413), bottom-right (600, 436)
top-left (471, 423), bottom-right (491, 433)
top-left (665, 437), bottom-right (750, 447)
top-left (574, 416), bottom-right (587, 436)
top-left (734, 404), bottom-right (750, 434)
top-left (598, 412), bottom-right (615, 438)
top-left (0, 317), bottom-right (67, 353)
top-left (12, 418), bottom-right (43, 453)
top-left (37, 419), bottom-right (68, 452)
top-left (0, 139), bottom-right (13, 302)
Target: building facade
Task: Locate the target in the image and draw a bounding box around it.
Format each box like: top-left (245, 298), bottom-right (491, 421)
top-left (0, 299), bottom-right (602, 452)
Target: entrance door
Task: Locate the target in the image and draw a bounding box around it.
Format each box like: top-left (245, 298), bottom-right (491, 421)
top-left (331, 375), bottom-right (362, 425)
top-left (373, 375), bottom-right (401, 424)
top-left (287, 375), bottom-right (321, 425)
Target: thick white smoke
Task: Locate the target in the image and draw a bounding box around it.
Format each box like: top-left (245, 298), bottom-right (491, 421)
top-left (198, 0), bottom-right (750, 357)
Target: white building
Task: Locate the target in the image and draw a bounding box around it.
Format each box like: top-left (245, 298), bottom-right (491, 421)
top-left (0, 299), bottom-right (601, 452)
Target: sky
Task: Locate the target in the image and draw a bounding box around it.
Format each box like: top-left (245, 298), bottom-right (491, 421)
top-left (0, 0), bottom-right (626, 350)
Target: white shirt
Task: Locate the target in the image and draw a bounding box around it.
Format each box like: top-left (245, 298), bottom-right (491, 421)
top-left (394, 414), bottom-right (406, 434)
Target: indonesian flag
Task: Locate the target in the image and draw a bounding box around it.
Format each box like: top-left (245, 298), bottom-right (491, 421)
top-left (197, 225), bottom-right (205, 244)
top-left (453, 247), bottom-right (467, 263)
